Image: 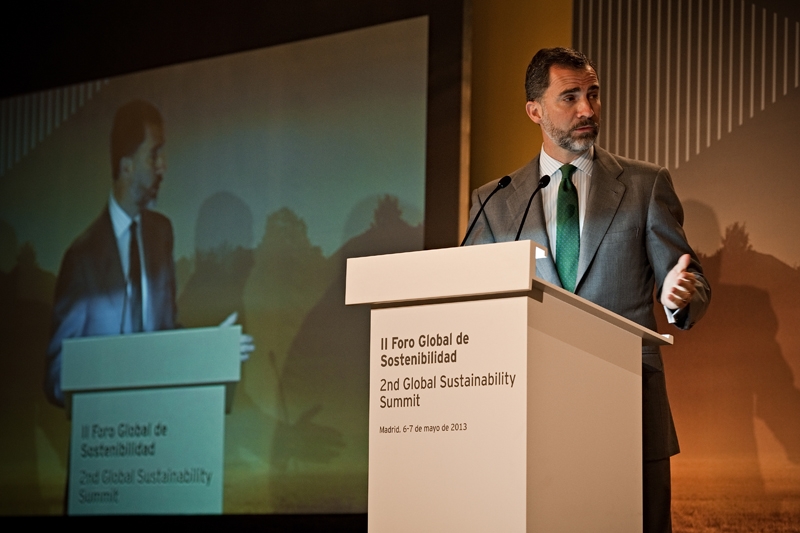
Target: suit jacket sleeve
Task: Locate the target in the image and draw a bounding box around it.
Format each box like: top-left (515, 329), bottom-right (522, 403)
top-left (45, 246), bottom-right (88, 407)
top-left (646, 167), bottom-right (710, 330)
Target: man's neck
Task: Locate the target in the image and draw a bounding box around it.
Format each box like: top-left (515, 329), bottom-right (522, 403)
top-left (541, 144), bottom-right (590, 165)
top-left (112, 183), bottom-right (141, 219)
top-left (540, 145), bottom-right (593, 169)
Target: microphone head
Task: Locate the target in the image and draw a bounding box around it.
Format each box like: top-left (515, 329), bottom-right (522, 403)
top-left (498, 175), bottom-right (512, 188)
top-left (538, 175), bottom-right (551, 187)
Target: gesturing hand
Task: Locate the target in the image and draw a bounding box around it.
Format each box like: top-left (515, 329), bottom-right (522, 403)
top-left (219, 311), bottom-right (256, 362)
top-left (660, 254), bottom-right (697, 310)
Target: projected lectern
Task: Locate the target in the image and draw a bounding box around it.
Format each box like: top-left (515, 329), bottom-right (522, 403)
top-left (61, 326), bottom-right (241, 515)
top-left (345, 240), bottom-right (672, 533)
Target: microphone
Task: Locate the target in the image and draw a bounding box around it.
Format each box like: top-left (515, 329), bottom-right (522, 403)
top-left (514, 175), bottom-right (551, 241)
top-left (460, 175), bottom-right (512, 246)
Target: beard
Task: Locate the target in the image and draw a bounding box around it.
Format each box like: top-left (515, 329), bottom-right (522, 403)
top-left (540, 110), bottom-right (599, 154)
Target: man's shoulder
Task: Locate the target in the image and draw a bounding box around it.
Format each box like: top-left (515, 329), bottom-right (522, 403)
top-left (65, 207), bottom-right (173, 259)
top-left (141, 208), bottom-right (172, 230)
top-left (477, 156), bottom-right (540, 195)
top-left (141, 209), bottom-right (174, 249)
top-left (594, 147), bottom-right (666, 176)
top-left (67, 208), bottom-right (113, 256)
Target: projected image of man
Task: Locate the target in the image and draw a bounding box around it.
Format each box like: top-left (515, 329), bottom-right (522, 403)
top-left (45, 100), bottom-right (252, 406)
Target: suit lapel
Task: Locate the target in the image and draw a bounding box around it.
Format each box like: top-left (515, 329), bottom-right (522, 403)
top-left (505, 157), bottom-right (561, 286)
top-left (576, 148), bottom-right (626, 289)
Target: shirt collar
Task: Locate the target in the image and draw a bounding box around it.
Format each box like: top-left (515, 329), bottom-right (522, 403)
top-left (109, 191), bottom-right (140, 239)
top-left (539, 145), bottom-right (594, 178)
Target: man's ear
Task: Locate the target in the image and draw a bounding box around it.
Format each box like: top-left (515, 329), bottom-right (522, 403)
top-left (525, 101), bottom-right (542, 124)
top-left (525, 100), bottom-right (542, 124)
top-left (119, 156), bottom-right (133, 179)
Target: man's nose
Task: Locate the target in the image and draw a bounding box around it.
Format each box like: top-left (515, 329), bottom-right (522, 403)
top-left (576, 96), bottom-right (595, 118)
top-left (155, 154), bottom-right (166, 174)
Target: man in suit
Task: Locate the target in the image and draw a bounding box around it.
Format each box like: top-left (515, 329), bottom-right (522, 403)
top-left (45, 100), bottom-right (254, 408)
top-left (465, 48), bottom-right (710, 533)
top-left (45, 100), bottom-right (176, 406)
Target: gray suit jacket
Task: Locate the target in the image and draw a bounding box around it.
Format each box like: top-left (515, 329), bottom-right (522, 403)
top-left (465, 147), bottom-right (710, 460)
top-left (45, 206), bottom-right (178, 406)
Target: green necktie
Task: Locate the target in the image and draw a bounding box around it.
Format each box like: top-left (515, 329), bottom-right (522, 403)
top-left (556, 164), bottom-right (579, 292)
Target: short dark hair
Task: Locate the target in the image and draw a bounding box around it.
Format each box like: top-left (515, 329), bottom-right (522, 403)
top-left (525, 47), bottom-right (598, 102)
top-left (110, 100), bottom-right (164, 179)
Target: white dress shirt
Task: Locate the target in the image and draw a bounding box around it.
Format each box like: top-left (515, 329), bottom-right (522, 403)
top-left (538, 146), bottom-right (593, 261)
top-left (109, 193), bottom-right (150, 332)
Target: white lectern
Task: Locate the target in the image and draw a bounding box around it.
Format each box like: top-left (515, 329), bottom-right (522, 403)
top-left (61, 326), bottom-right (241, 515)
top-left (345, 241), bottom-right (672, 533)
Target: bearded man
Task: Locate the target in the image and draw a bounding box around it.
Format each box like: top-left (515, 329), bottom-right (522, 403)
top-left (463, 47), bottom-right (710, 533)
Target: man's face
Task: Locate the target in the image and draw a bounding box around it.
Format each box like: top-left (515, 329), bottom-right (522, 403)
top-left (526, 65), bottom-right (601, 160)
top-left (126, 124), bottom-right (166, 212)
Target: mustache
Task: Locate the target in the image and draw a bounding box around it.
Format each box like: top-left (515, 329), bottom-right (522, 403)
top-left (571, 119), bottom-right (598, 131)
top-left (570, 118), bottom-right (600, 135)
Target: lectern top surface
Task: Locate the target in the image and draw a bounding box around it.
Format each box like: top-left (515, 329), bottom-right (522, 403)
top-left (345, 240), bottom-right (545, 305)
